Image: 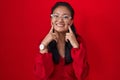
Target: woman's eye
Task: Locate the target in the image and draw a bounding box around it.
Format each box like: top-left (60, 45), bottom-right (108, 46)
top-left (63, 16), bottom-right (69, 19)
top-left (54, 15), bottom-right (59, 18)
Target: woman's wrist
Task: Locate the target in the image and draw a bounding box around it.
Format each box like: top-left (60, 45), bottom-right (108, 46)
top-left (73, 44), bottom-right (79, 48)
top-left (72, 42), bottom-right (79, 48)
top-left (40, 48), bottom-right (48, 54)
top-left (39, 42), bottom-right (48, 54)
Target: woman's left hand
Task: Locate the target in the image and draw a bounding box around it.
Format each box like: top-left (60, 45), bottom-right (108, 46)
top-left (65, 26), bottom-right (79, 48)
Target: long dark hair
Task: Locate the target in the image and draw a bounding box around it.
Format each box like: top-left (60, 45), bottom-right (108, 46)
top-left (48, 2), bottom-right (79, 64)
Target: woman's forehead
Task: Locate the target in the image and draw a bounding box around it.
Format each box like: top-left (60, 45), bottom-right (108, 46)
top-left (53, 6), bottom-right (71, 15)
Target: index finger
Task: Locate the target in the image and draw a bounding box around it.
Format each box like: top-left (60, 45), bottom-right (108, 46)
top-left (68, 26), bottom-right (73, 33)
top-left (49, 25), bottom-right (54, 33)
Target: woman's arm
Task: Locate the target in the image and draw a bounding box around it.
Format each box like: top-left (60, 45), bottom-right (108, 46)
top-left (34, 53), bottom-right (54, 80)
top-left (71, 43), bottom-right (89, 80)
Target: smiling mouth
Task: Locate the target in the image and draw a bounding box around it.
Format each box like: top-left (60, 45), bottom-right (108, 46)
top-left (56, 23), bottom-right (65, 27)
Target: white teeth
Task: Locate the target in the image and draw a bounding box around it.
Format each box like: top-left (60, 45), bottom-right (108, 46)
top-left (56, 24), bottom-right (64, 27)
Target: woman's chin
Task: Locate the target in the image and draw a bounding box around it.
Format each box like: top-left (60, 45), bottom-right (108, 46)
top-left (55, 29), bottom-right (67, 33)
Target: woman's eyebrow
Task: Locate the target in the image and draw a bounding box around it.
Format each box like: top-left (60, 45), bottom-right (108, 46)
top-left (53, 13), bottom-right (70, 16)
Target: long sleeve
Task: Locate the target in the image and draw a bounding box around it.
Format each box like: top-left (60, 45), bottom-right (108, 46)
top-left (34, 53), bottom-right (54, 80)
top-left (71, 43), bottom-right (89, 80)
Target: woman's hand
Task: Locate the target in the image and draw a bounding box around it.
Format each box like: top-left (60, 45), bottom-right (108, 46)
top-left (40, 25), bottom-right (58, 53)
top-left (65, 26), bottom-right (79, 48)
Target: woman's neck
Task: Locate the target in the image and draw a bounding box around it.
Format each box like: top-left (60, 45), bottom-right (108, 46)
top-left (55, 31), bottom-right (66, 42)
top-left (58, 33), bottom-right (65, 43)
top-left (56, 32), bottom-right (66, 58)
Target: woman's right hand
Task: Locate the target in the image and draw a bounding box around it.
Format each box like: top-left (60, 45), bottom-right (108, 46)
top-left (40, 26), bottom-right (58, 53)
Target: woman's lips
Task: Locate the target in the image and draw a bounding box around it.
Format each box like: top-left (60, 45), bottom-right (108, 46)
top-left (56, 23), bottom-right (65, 27)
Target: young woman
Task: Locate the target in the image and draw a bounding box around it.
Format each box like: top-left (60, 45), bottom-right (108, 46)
top-left (34, 2), bottom-right (89, 80)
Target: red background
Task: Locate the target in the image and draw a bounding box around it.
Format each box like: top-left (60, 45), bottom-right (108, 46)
top-left (0, 0), bottom-right (120, 80)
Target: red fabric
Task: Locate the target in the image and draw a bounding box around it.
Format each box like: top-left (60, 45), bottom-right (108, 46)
top-left (34, 42), bottom-right (88, 80)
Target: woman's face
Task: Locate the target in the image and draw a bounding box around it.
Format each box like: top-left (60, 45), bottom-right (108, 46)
top-left (51, 6), bottom-right (73, 33)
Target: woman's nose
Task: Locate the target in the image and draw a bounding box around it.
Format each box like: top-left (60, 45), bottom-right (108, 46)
top-left (57, 17), bottom-right (64, 22)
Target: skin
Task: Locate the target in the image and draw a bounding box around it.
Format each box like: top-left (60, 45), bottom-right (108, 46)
top-left (40, 6), bottom-right (79, 58)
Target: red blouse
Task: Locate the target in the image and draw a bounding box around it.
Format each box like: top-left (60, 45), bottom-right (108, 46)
top-left (34, 43), bottom-right (89, 80)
